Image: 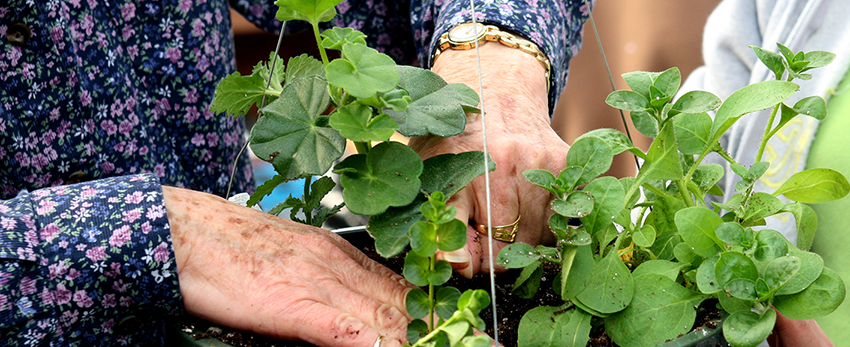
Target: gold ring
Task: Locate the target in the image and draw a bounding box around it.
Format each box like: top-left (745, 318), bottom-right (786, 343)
top-left (374, 335), bottom-right (383, 347)
top-left (475, 215), bottom-right (521, 243)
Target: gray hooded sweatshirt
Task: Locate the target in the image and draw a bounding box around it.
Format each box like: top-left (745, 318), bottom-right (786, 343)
top-left (680, 0), bottom-right (850, 245)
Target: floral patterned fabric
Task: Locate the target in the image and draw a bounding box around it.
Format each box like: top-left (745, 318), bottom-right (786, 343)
top-left (1, 0), bottom-right (589, 345)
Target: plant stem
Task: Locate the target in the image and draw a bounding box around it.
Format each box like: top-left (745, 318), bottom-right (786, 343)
top-left (677, 180), bottom-right (695, 207)
top-left (312, 23), bottom-right (330, 66)
top-left (354, 141), bottom-right (371, 154)
top-left (304, 176), bottom-right (313, 225)
top-left (755, 104), bottom-right (781, 162)
top-left (429, 256), bottom-right (436, 331)
top-left (716, 147), bottom-right (739, 166)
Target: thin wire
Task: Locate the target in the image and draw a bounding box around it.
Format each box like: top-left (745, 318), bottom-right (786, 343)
top-left (226, 20), bottom-right (288, 199)
top-left (464, 1), bottom-right (499, 344)
top-left (583, 1), bottom-right (641, 170)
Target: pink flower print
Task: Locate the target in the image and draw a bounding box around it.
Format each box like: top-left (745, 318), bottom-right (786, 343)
top-left (122, 209), bottom-right (140, 224)
top-left (146, 204), bottom-right (165, 220)
top-left (39, 287), bottom-right (54, 306)
top-left (39, 223), bottom-right (61, 241)
top-left (36, 200), bottom-right (57, 216)
top-left (60, 310), bottom-right (79, 327)
top-left (249, 3), bottom-right (263, 17)
top-left (0, 294), bottom-right (7, 311)
top-left (1, 216), bottom-right (17, 230)
top-left (153, 242), bottom-right (170, 263)
top-left (19, 277), bottom-right (36, 295)
top-left (101, 120), bottom-right (117, 135)
top-left (124, 191), bottom-right (144, 204)
top-left (105, 262), bottom-right (122, 278)
top-left (191, 19), bottom-right (205, 38)
top-left (191, 133), bottom-right (206, 146)
top-left (178, 0), bottom-right (192, 12)
top-left (165, 46), bottom-right (182, 63)
top-left (102, 161), bottom-right (115, 174)
top-left (49, 261), bottom-right (69, 279)
top-left (140, 221), bottom-right (153, 234)
top-left (73, 290), bottom-right (93, 308)
top-left (139, 145), bottom-right (149, 155)
top-left (14, 152), bottom-right (30, 167)
top-left (120, 296), bottom-right (135, 307)
top-left (86, 246), bottom-right (107, 262)
top-left (118, 119), bottom-right (133, 136)
top-left (66, 268), bottom-right (81, 281)
top-left (206, 132), bottom-right (219, 147)
top-left (109, 225), bottom-right (132, 248)
top-left (80, 90), bottom-right (92, 106)
top-left (80, 187), bottom-right (98, 198)
top-left (121, 2), bottom-right (135, 21)
top-left (54, 284), bottom-right (72, 305)
top-left (24, 229), bottom-right (37, 247)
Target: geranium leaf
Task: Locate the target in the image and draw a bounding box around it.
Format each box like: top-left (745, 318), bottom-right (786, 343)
top-left (335, 142), bottom-right (422, 215)
top-left (250, 78), bottom-right (345, 180)
top-left (320, 26), bottom-right (367, 50)
top-left (274, 0), bottom-right (340, 23)
top-left (329, 104), bottom-right (398, 142)
top-left (326, 43), bottom-right (399, 98)
top-left (284, 54), bottom-right (325, 85)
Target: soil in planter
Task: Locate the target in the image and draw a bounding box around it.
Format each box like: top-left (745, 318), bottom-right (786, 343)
top-left (173, 235), bottom-right (723, 347)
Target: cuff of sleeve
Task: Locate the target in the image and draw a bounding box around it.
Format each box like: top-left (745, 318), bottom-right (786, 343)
top-left (426, 1), bottom-right (593, 116)
top-left (29, 174), bottom-right (183, 340)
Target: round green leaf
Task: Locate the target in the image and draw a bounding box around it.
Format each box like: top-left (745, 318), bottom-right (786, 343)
top-left (524, 169), bottom-right (559, 195)
top-left (405, 288), bottom-right (431, 319)
top-left (715, 251), bottom-right (759, 286)
top-left (673, 241), bottom-right (700, 266)
top-left (580, 176), bottom-right (625, 237)
top-left (575, 251), bottom-right (634, 314)
top-left (435, 219), bottom-right (467, 252)
top-left (605, 90), bottom-right (650, 112)
top-left (320, 27), bottom-right (367, 50)
top-left (329, 103), bottom-right (398, 142)
top-left (403, 252), bottom-right (432, 287)
top-left (776, 244), bottom-right (824, 295)
top-left (774, 267), bottom-right (845, 319)
top-left (274, 0), bottom-right (338, 23)
top-left (409, 221), bottom-right (438, 257)
top-left (335, 142), bottom-right (423, 215)
top-left (723, 309), bottom-right (776, 347)
top-left (566, 137), bottom-right (614, 186)
top-left (696, 255), bottom-right (722, 294)
top-left (429, 260), bottom-right (452, 286)
top-left (672, 111), bottom-right (713, 155)
top-left (763, 256), bottom-right (801, 294)
top-left (715, 222), bottom-right (753, 247)
top-left (674, 207), bottom-right (724, 257)
top-left (406, 319), bottom-right (429, 345)
top-left (326, 43), bottom-right (399, 98)
top-left (552, 191), bottom-right (594, 218)
top-left (754, 229), bottom-right (788, 262)
top-left (726, 278), bottom-right (759, 301)
top-left (435, 286), bottom-right (461, 320)
top-left (496, 243), bottom-right (540, 269)
top-left (518, 307), bottom-right (592, 347)
top-left (631, 259), bottom-right (683, 281)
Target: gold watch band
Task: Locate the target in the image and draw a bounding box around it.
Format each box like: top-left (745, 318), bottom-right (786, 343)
top-left (433, 23), bottom-right (551, 90)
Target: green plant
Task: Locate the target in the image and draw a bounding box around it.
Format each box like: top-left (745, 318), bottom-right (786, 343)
top-left (498, 43), bottom-right (848, 347)
top-left (211, 0), bottom-right (494, 345)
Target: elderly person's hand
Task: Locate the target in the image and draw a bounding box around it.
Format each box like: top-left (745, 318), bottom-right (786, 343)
top-left (410, 43), bottom-right (569, 278)
top-left (163, 187), bottom-right (414, 347)
top-left (768, 310), bottom-right (834, 347)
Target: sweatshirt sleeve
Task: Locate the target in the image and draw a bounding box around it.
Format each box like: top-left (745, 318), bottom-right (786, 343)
top-left (0, 174), bottom-right (183, 346)
top-left (411, 0), bottom-right (594, 114)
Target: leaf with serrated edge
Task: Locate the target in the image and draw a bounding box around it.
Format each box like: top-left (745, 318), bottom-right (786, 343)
top-left (250, 78), bottom-right (344, 180)
top-left (285, 54), bottom-right (325, 86)
top-left (326, 43), bottom-right (398, 99)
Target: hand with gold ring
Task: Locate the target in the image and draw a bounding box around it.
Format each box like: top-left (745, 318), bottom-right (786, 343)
top-left (410, 44), bottom-right (569, 278)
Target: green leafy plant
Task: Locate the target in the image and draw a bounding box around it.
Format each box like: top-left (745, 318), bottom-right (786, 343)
top-left (212, 0), bottom-right (493, 345)
top-left (498, 43), bottom-right (848, 347)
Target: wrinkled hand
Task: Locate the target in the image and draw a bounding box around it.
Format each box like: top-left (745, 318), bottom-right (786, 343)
top-left (410, 44), bottom-right (569, 277)
top-left (163, 187), bottom-right (414, 347)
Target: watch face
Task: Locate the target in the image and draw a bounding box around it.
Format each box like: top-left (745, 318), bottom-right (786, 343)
top-left (449, 23), bottom-right (485, 43)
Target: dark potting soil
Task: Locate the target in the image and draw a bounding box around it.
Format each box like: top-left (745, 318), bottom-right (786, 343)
top-left (175, 235), bottom-right (723, 347)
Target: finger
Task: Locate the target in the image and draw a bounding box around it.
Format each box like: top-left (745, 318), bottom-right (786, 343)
top-left (289, 301), bottom-right (405, 347)
top-left (324, 245), bottom-right (414, 313)
top-left (317, 279), bottom-right (410, 335)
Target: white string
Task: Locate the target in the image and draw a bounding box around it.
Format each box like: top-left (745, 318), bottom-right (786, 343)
top-left (465, 1), bottom-right (499, 344)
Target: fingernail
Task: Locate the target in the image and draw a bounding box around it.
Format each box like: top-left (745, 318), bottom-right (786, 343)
top-left (442, 248), bottom-right (470, 264)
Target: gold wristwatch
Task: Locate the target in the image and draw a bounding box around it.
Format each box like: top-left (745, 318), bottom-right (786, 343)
top-left (433, 22), bottom-right (551, 89)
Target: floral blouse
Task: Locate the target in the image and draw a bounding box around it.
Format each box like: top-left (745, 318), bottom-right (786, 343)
top-left (0, 0), bottom-right (590, 345)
